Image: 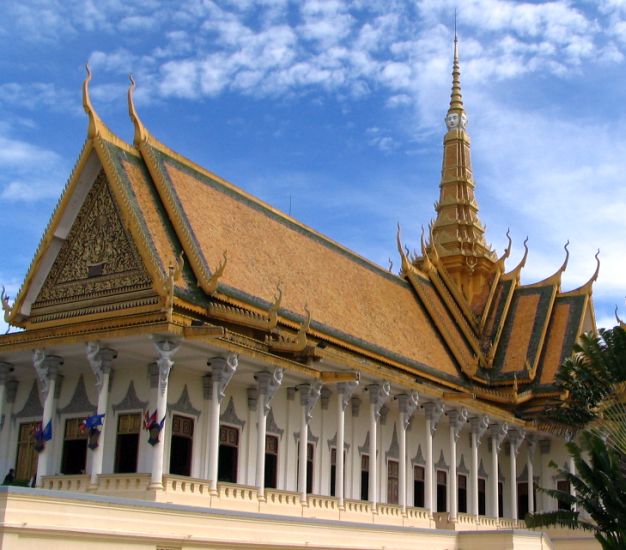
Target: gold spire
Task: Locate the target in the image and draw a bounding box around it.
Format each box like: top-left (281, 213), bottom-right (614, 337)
top-left (424, 33), bottom-right (498, 314)
top-left (449, 32), bottom-right (464, 113)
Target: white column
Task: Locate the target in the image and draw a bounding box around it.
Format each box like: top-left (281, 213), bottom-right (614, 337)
top-left (0, 363), bottom-right (10, 435)
top-left (0, 379), bottom-right (17, 474)
top-left (336, 380), bottom-right (359, 507)
top-left (508, 429), bottom-right (525, 520)
top-left (367, 382), bottom-right (390, 508)
top-left (489, 423), bottom-right (508, 518)
top-left (284, 388), bottom-right (295, 490)
top-left (527, 437), bottom-right (536, 515)
top-left (469, 415), bottom-right (489, 517)
top-left (33, 350), bottom-right (63, 486)
top-left (86, 343), bottom-right (116, 487)
top-left (567, 437), bottom-right (577, 512)
top-left (150, 339), bottom-right (179, 489)
top-left (297, 382), bottom-right (321, 502)
top-left (396, 392), bottom-right (419, 512)
top-left (350, 396), bottom-right (361, 500)
top-left (538, 439), bottom-right (550, 512)
top-left (448, 408), bottom-right (468, 521)
top-left (208, 354), bottom-right (238, 492)
top-left (255, 369), bottom-right (283, 498)
top-left (423, 401), bottom-right (444, 516)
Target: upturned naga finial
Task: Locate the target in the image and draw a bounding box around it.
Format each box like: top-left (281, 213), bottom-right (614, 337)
top-left (205, 250), bottom-right (228, 295)
top-left (615, 301), bottom-right (626, 329)
top-left (267, 282), bottom-right (283, 330)
top-left (82, 64), bottom-right (101, 138)
top-left (1, 286), bottom-right (13, 333)
top-left (128, 74), bottom-right (149, 145)
top-left (498, 228), bottom-right (512, 265)
top-left (164, 251), bottom-right (185, 322)
top-left (396, 223), bottom-right (411, 275)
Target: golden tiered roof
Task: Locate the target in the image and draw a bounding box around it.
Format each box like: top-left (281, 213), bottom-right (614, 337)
top-left (0, 48), bottom-right (601, 418)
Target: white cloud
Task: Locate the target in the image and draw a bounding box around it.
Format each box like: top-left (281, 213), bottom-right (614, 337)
top-left (0, 133), bottom-right (65, 202)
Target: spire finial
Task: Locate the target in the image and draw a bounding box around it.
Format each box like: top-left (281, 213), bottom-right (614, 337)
top-left (446, 19), bottom-right (466, 131)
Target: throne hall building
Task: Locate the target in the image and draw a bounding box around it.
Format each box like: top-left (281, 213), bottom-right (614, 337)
top-left (0, 40), bottom-right (603, 549)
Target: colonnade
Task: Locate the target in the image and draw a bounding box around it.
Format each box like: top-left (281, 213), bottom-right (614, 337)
top-left (0, 342), bottom-right (556, 521)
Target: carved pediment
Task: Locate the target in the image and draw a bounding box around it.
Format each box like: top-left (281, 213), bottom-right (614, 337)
top-left (33, 170), bottom-right (152, 308)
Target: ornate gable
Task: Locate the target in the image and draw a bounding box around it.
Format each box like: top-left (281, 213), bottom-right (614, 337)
top-left (29, 170), bottom-right (154, 321)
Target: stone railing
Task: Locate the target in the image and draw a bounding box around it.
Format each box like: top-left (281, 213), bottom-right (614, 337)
top-left (97, 473), bottom-right (152, 499)
top-left (41, 474), bottom-right (90, 492)
top-left (37, 473), bottom-right (519, 533)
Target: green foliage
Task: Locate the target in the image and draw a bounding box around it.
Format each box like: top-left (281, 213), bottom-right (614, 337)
top-left (549, 326), bottom-right (626, 427)
top-left (525, 432), bottom-right (626, 550)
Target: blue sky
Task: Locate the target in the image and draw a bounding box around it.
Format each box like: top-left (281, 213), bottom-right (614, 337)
top-left (1, 0), bottom-right (625, 333)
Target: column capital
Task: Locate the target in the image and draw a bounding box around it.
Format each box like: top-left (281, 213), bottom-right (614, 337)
top-left (153, 338), bottom-right (180, 396)
top-left (337, 380), bottom-right (359, 411)
top-left (423, 401), bottom-right (445, 435)
top-left (489, 422), bottom-right (509, 453)
top-left (448, 407), bottom-right (469, 440)
top-left (255, 368), bottom-right (283, 415)
top-left (350, 395), bottom-right (361, 417)
top-left (367, 381), bottom-right (390, 421)
top-left (320, 386), bottom-right (332, 410)
top-left (0, 362), bottom-right (13, 384)
top-left (508, 428), bottom-right (526, 455)
top-left (396, 391), bottom-right (419, 430)
top-left (208, 353), bottom-right (238, 404)
top-left (33, 350), bottom-right (63, 398)
top-left (6, 378), bottom-right (18, 403)
top-left (526, 434), bottom-right (538, 455)
top-left (539, 438), bottom-right (551, 454)
top-left (86, 342), bottom-right (117, 392)
top-left (297, 382), bottom-right (322, 425)
top-left (469, 415), bottom-right (490, 445)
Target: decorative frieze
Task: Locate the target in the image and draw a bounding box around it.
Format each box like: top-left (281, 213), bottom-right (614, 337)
top-left (58, 375), bottom-right (95, 414)
top-left (112, 381), bottom-right (148, 413)
top-left (169, 385), bottom-right (201, 417)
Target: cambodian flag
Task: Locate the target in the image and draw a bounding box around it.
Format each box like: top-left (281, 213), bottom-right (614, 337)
top-left (41, 420), bottom-right (52, 441)
top-left (81, 413), bottom-right (105, 431)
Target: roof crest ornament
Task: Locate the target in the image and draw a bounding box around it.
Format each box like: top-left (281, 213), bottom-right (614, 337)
top-left (1, 286), bottom-right (13, 333)
top-left (524, 240), bottom-right (569, 288)
top-left (266, 305), bottom-right (311, 354)
top-left (83, 64), bottom-right (103, 138)
top-left (504, 236), bottom-right (528, 280)
top-left (267, 282), bottom-right (282, 329)
top-left (128, 74), bottom-right (149, 146)
top-left (615, 304), bottom-right (625, 329)
top-left (396, 223), bottom-right (413, 275)
top-left (561, 249), bottom-right (600, 297)
top-left (163, 251), bottom-right (184, 322)
top-left (498, 229), bottom-right (512, 266)
top-left (205, 250), bottom-right (228, 295)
